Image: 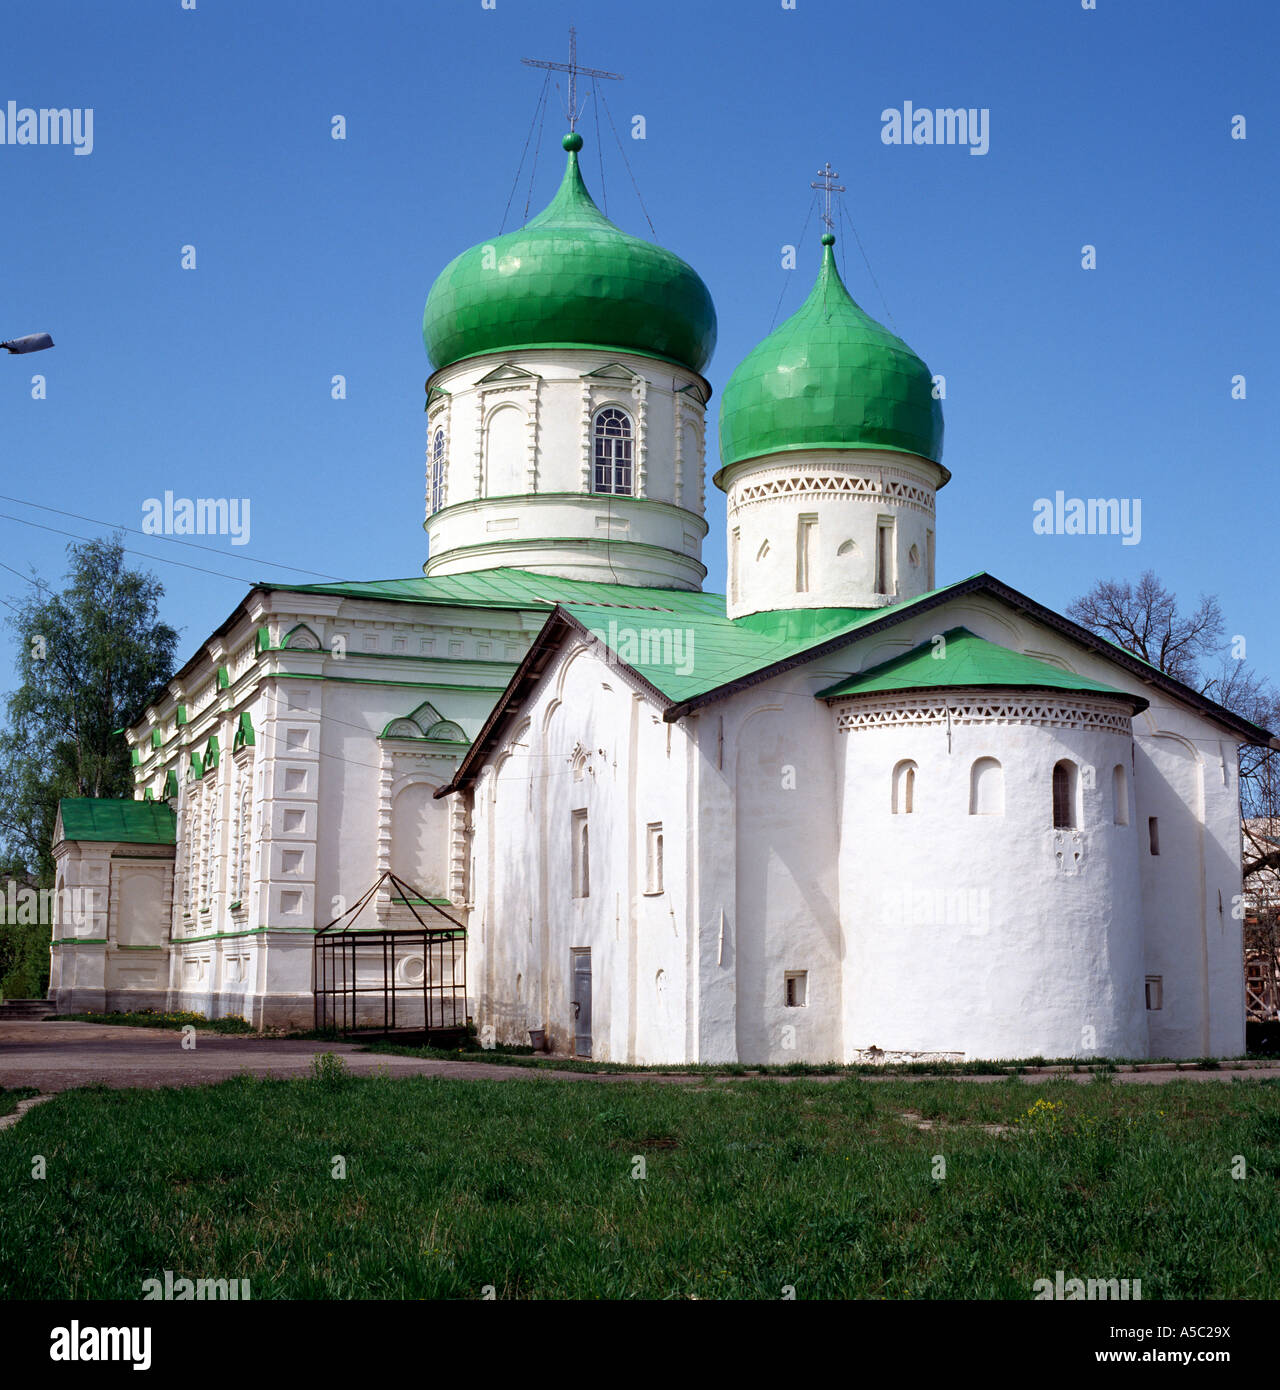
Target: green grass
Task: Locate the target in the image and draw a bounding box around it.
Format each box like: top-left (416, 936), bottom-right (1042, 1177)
top-left (0, 1087), bottom-right (38, 1119)
top-left (1, 1072), bottom-right (1277, 1299)
top-left (57, 1008), bottom-right (254, 1034)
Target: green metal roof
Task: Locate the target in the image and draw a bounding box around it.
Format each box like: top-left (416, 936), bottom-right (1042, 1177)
top-left (273, 567), bottom-right (727, 615)
top-left (57, 798), bottom-right (177, 845)
top-left (718, 233), bottom-right (943, 471)
top-left (562, 599), bottom-right (885, 705)
top-left (816, 626), bottom-right (1144, 706)
top-left (423, 133), bottom-right (716, 375)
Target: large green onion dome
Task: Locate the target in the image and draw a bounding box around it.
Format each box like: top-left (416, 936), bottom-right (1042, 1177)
top-left (423, 133), bottom-right (717, 375)
top-left (718, 233), bottom-right (943, 470)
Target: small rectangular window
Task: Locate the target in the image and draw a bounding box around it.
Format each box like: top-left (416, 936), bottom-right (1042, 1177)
top-left (730, 527), bottom-right (741, 603)
top-left (796, 514), bottom-right (817, 593)
top-left (784, 971), bottom-right (808, 1007)
top-left (572, 809), bottom-right (589, 898)
top-left (645, 822), bottom-right (664, 895)
top-left (874, 517), bottom-right (895, 596)
top-left (1145, 975), bottom-right (1163, 1010)
top-left (1148, 816), bottom-right (1160, 855)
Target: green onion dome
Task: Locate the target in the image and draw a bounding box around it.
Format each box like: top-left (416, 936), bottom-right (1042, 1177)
top-left (718, 233), bottom-right (943, 469)
top-left (423, 133), bottom-right (717, 375)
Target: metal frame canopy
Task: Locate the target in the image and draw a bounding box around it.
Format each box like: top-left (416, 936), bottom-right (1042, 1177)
top-left (313, 871), bottom-right (467, 1039)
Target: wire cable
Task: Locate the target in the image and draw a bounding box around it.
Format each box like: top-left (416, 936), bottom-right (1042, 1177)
top-left (769, 189), bottom-right (819, 332)
top-left (840, 198), bottom-right (899, 334)
top-left (0, 493), bottom-right (344, 581)
top-left (600, 89), bottom-right (654, 235)
top-left (501, 68), bottom-right (550, 234)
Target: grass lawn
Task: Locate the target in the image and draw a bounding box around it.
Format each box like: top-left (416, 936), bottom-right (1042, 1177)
top-left (56, 1009), bottom-right (254, 1034)
top-left (0, 1088), bottom-right (38, 1119)
top-left (1, 1070), bottom-right (1276, 1299)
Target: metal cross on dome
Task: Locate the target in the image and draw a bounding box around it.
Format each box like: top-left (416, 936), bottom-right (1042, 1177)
top-left (521, 25), bottom-right (623, 132)
top-left (810, 161), bottom-right (847, 232)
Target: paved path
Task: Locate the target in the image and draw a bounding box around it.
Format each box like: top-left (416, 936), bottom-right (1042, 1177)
top-left (0, 1021), bottom-right (614, 1091)
top-left (1, 1021), bottom-right (1277, 1094)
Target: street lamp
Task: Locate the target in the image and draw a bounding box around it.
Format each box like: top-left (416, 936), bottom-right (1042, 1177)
top-left (1, 333), bottom-right (54, 354)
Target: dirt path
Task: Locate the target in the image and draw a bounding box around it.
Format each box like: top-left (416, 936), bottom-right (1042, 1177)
top-left (1, 1021), bottom-right (1277, 1094)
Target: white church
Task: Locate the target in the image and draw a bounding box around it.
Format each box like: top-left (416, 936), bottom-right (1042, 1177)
top-left (49, 126), bottom-right (1274, 1063)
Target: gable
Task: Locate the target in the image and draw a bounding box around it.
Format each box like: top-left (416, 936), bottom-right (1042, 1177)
top-left (817, 626), bottom-right (1147, 712)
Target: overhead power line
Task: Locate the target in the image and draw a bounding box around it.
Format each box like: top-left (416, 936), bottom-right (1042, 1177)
top-left (0, 494), bottom-right (344, 581)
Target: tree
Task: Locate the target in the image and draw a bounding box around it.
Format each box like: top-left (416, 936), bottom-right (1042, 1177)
top-left (1065, 570), bottom-right (1225, 684)
top-left (0, 535), bottom-right (178, 886)
top-left (1068, 569), bottom-right (1280, 1014)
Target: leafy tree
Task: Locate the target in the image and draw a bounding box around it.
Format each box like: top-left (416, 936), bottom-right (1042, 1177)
top-left (0, 537), bottom-right (178, 993)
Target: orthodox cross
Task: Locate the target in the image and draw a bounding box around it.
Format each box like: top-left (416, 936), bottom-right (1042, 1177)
top-left (809, 161), bottom-right (847, 232)
top-left (521, 26), bottom-right (623, 131)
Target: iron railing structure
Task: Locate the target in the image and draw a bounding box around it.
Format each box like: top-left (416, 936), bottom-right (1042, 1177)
top-left (313, 871), bottom-right (467, 1038)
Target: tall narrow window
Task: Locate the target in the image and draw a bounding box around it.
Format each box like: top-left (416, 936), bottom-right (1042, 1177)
top-left (969, 757), bottom-right (1004, 815)
top-left (199, 787), bottom-right (218, 911)
top-left (231, 777), bottom-right (253, 906)
top-left (730, 527), bottom-right (741, 603)
top-left (429, 428), bottom-right (446, 515)
top-left (796, 514), bottom-right (817, 593)
top-left (593, 407), bottom-right (633, 495)
top-left (1145, 975), bottom-right (1163, 1010)
top-left (572, 809), bottom-right (590, 898)
top-left (645, 822), bottom-right (664, 894)
top-left (785, 971), bottom-right (808, 1007)
top-left (926, 529), bottom-right (935, 588)
top-left (1052, 760), bottom-right (1078, 829)
top-left (874, 517), bottom-right (895, 595)
top-left (181, 786), bottom-right (197, 917)
top-left (1113, 763), bottom-right (1130, 825)
top-left (1148, 816), bottom-right (1160, 855)
top-left (891, 759), bottom-right (917, 815)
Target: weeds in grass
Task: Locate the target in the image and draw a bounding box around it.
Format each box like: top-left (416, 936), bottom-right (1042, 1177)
top-left (311, 1053), bottom-right (349, 1088)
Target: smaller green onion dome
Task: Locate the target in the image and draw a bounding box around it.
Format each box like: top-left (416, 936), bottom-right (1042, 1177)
top-left (718, 234), bottom-right (943, 470)
top-left (424, 134), bottom-right (717, 375)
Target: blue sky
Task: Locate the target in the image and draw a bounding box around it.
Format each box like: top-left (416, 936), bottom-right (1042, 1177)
top-left (0, 0), bottom-right (1275, 687)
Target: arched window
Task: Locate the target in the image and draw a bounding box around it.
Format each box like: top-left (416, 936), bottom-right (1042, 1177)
top-left (593, 407), bottom-right (633, 495)
top-left (1112, 763), bottom-right (1129, 825)
top-left (391, 782), bottom-right (449, 899)
top-left (969, 757), bottom-right (1004, 815)
top-left (1052, 759), bottom-right (1078, 829)
top-left (429, 428), bottom-right (446, 515)
top-left (483, 405), bottom-right (524, 496)
top-left (891, 759), bottom-right (917, 815)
